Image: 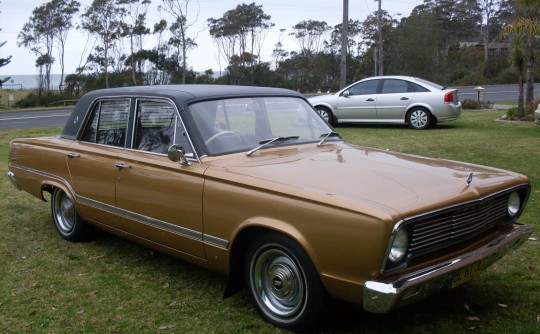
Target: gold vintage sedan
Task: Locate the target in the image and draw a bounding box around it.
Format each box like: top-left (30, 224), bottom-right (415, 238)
top-left (7, 85), bottom-right (532, 330)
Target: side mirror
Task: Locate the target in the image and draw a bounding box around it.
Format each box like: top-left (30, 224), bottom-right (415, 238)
top-left (168, 144), bottom-right (192, 166)
top-left (342, 90), bottom-right (350, 98)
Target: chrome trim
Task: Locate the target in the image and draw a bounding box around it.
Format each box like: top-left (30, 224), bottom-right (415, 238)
top-left (10, 163), bottom-right (228, 250)
top-left (364, 224), bottom-right (533, 313)
top-left (9, 163), bottom-right (75, 196)
top-left (203, 235), bottom-right (229, 249)
top-left (6, 171), bottom-right (21, 190)
top-left (380, 184), bottom-right (530, 273)
top-left (78, 196), bottom-right (229, 250)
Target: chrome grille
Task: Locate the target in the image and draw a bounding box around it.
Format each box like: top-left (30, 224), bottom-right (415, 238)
top-left (407, 195), bottom-right (509, 256)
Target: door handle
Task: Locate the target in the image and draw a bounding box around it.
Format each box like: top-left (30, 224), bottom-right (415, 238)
top-left (115, 163), bottom-right (131, 170)
top-left (366, 98), bottom-right (375, 102)
top-left (66, 153), bottom-right (80, 159)
top-left (400, 97), bottom-right (409, 100)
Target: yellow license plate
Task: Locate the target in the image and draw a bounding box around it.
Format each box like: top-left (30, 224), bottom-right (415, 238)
top-left (451, 260), bottom-right (486, 288)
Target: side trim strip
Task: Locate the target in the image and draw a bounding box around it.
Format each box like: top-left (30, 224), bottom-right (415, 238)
top-left (10, 163), bottom-right (229, 250)
top-left (78, 196), bottom-right (230, 250)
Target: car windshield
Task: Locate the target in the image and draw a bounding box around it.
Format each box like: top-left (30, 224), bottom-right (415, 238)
top-left (188, 96), bottom-right (338, 156)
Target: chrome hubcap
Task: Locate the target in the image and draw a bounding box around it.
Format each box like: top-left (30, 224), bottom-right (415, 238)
top-left (55, 192), bottom-right (75, 232)
top-left (252, 248), bottom-right (305, 318)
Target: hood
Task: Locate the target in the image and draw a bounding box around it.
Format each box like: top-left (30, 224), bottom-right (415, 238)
top-left (204, 142), bottom-right (527, 221)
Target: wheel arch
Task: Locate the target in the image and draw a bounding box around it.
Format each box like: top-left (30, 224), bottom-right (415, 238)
top-left (405, 104), bottom-right (434, 121)
top-left (40, 179), bottom-right (76, 203)
top-left (223, 221), bottom-right (321, 299)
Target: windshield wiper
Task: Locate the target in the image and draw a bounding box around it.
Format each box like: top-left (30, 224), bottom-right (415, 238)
top-left (316, 132), bottom-right (340, 147)
top-left (246, 136), bottom-right (300, 156)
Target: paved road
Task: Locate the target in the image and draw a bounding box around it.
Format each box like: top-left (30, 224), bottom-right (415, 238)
top-left (0, 108), bottom-right (72, 130)
top-left (456, 83), bottom-right (540, 102)
top-left (1, 84), bottom-right (538, 130)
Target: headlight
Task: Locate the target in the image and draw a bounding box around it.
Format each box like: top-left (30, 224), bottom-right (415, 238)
top-left (508, 192), bottom-right (521, 217)
top-left (389, 228), bottom-right (408, 263)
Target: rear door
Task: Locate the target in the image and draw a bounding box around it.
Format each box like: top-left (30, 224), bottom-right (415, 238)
top-left (376, 79), bottom-right (414, 121)
top-left (67, 99), bottom-right (130, 220)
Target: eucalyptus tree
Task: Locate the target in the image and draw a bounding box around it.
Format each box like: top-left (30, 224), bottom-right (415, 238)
top-left (290, 20), bottom-right (330, 55)
top-left (51, 0), bottom-right (80, 90)
top-left (161, 0), bottom-right (199, 84)
top-left (120, 0), bottom-right (151, 85)
top-left (0, 1), bottom-right (12, 88)
top-left (82, 0), bottom-right (127, 88)
top-left (208, 3), bottom-right (273, 85)
top-left (18, 2), bottom-right (57, 90)
top-left (480, 0), bottom-right (502, 62)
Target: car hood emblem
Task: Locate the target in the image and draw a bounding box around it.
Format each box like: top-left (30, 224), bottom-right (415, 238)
top-left (467, 172), bottom-right (473, 187)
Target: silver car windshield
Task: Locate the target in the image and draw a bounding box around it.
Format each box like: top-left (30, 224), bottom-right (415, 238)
top-left (188, 96), bottom-right (338, 156)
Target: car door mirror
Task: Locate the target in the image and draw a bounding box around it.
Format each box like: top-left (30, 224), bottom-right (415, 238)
top-left (168, 144), bottom-right (192, 166)
top-left (342, 90), bottom-right (350, 98)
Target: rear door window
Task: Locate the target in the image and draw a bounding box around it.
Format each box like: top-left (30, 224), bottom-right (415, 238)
top-left (81, 99), bottom-right (130, 147)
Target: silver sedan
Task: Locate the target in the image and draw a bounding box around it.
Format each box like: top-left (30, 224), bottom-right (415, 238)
top-left (308, 76), bottom-right (462, 129)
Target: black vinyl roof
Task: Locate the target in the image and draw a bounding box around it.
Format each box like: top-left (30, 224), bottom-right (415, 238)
top-left (61, 84), bottom-right (303, 140)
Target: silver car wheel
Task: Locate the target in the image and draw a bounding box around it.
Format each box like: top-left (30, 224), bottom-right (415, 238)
top-left (408, 108), bottom-right (431, 129)
top-left (51, 188), bottom-right (91, 241)
top-left (251, 246), bottom-right (305, 318)
top-left (53, 190), bottom-right (76, 233)
top-left (315, 106), bottom-right (334, 126)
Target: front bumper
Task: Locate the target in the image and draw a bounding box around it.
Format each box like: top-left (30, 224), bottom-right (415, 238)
top-left (363, 224), bottom-right (532, 313)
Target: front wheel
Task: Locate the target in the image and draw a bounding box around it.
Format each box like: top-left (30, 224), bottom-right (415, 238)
top-left (51, 188), bottom-right (91, 241)
top-left (407, 108), bottom-right (432, 130)
top-left (315, 106), bottom-right (335, 126)
top-left (244, 233), bottom-right (325, 330)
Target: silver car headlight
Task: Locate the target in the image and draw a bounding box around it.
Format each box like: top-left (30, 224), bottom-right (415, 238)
top-left (389, 228), bottom-right (409, 263)
top-left (508, 191), bottom-right (521, 217)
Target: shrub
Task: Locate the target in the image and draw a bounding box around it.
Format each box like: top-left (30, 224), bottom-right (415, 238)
top-left (506, 106), bottom-right (518, 118)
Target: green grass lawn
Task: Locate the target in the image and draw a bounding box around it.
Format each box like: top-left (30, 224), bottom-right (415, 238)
top-left (1, 110), bottom-right (538, 333)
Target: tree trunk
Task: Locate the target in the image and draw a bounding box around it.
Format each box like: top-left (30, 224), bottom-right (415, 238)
top-left (526, 39), bottom-right (536, 111)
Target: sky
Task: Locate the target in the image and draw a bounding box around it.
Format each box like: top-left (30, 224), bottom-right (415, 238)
top-left (0, 0), bottom-right (424, 76)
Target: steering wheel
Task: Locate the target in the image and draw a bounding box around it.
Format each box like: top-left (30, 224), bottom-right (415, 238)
top-left (205, 131), bottom-right (242, 147)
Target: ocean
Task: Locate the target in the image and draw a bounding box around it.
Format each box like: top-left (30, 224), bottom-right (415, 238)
top-left (0, 74), bottom-right (64, 90)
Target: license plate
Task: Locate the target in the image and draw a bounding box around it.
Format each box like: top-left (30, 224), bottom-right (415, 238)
top-left (451, 260), bottom-right (486, 288)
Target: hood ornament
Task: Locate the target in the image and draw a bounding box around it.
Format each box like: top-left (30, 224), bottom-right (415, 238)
top-left (466, 172), bottom-right (473, 187)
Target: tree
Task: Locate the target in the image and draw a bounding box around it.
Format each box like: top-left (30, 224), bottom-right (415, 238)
top-left (82, 0), bottom-right (126, 88)
top-left (161, 0), bottom-right (199, 84)
top-left (120, 0), bottom-right (151, 85)
top-left (0, 1), bottom-right (12, 88)
top-left (508, 38), bottom-right (526, 117)
top-left (208, 3), bottom-right (273, 85)
top-left (18, 2), bottom-right (57, 90)
top-left (503, 0), bottom-right (540, 112)
top-left (50, 0), bottom-right (80, 90)
top-left (480, 0), bottom-right (501, 62)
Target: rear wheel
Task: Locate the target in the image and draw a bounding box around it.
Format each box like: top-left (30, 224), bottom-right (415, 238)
top-left (51, 188), bottom-right (91, 241)
top-left (315, 106), bottom-right (335, 126)
top-left (407, 107), bottom-right (432, 130)
top-left (244, 233), bottom-right (325, 330)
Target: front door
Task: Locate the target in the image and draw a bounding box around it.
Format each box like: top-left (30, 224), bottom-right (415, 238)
top-left (115, 99), bottom-right (207, 258)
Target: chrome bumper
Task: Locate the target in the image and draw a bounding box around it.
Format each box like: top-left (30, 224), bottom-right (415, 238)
top-left (363, 224), bottom-right (533, 313)
top-left (6, 171), bottom-right (21, 190)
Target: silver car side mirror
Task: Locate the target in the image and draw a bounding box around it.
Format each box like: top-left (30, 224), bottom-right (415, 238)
top-left (342, 90), bottom-right (350, 97)
top-left (168, 144), bottom-right (192, 166)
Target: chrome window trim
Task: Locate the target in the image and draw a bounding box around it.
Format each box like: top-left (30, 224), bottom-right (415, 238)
top-left (76, 95), bottom-right (202, 164)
